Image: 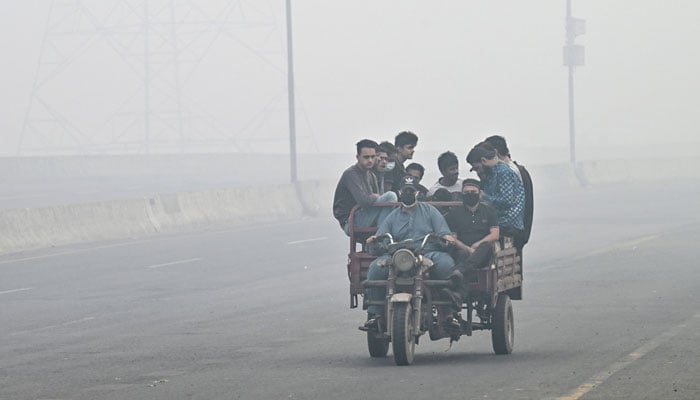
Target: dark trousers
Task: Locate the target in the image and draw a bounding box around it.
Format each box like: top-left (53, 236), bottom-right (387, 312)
top-left (500, 226), bottom-right (525, 254)
top-left (451, 242), bottom-right (494, 274)
top-left (448, 243), bottom-right (493, 299)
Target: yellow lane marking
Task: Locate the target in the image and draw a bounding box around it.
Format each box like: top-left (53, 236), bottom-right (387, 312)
top-left (558, 312), bottom-right (700, 400)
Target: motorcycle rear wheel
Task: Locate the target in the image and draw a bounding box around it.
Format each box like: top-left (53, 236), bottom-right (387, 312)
top-left (491, 294), bottom-right (514, 355)
top-left (392, 303), bottom-right (416, 365)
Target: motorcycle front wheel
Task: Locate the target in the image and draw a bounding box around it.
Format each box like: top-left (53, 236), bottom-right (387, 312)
top-left (392, 302), bottom-right (416, 365)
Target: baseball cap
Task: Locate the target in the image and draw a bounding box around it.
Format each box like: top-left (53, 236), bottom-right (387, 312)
top-left (399, 175), bottom-right (419, 190)
top-left (462, 178), bottom-right (481, 189)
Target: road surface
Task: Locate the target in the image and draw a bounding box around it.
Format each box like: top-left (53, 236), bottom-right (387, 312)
top-left (1, 180), bottom-right (700, 399)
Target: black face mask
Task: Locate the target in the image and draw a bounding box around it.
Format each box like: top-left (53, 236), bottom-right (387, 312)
top-left (399, 189), bottom-right (417, 207)
top-left (463, 192), bottom-right (480, 207)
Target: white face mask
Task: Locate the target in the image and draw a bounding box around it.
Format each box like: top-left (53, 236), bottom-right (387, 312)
top-left (385, 161), bottom-right (396, 171)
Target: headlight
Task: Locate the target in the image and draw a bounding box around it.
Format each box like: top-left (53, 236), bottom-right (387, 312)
top-left (392, 249), bottom-right (416, 272)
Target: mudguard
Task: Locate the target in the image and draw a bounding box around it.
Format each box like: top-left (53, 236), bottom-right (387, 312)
top-left (390, 293), bottom-right (413, 303)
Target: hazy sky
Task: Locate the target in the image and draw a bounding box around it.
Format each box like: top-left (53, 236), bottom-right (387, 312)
top-left (1, 1), bottom-right (699, 160)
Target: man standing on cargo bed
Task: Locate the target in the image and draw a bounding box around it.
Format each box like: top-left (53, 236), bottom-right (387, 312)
top-left (384, 131), bottom-right (418, 193)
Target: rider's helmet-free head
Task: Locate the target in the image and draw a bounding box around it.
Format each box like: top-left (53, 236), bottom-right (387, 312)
top-left (394, 131), bottom-right (418, 161)
top-left (466, 145), bottom-right (497, 176)
top-left (484, 135), bottom-right (510, 158)
top-left (437, 151), bottom-right (459, 174)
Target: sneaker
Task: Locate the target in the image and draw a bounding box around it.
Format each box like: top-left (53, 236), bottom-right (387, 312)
top-left (445, 315), bottom-right (462, 335)
top-left (358, 315), bottom-right (383, 332)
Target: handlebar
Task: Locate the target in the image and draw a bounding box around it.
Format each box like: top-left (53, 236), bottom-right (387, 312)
top-left (419, 234), bottom-right (434, 250)
top-left (419, 233), bottom-right (451, 251)
top-left (370, 232), bottom-right (451, 253)
top-left (374, 232), bottom-right (394, 245)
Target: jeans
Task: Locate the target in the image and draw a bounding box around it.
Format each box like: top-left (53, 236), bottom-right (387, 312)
top-left (366, 251), bottom-right (455, 316)
top-left (343, 191), bottom-right (398, 236)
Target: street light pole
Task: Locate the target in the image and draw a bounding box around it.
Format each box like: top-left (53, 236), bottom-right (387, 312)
top-left (567, 0), bottom-right (576, 165)
top-left (564, 0), bottom-right (584, 167)
top-left (285, 0), bottom-right (298, 183)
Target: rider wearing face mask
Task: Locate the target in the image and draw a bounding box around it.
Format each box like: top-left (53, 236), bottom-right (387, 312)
top-left (443, 179), bottom-right (500, 301)
top-left (361, 175), bottom-right (457, 331)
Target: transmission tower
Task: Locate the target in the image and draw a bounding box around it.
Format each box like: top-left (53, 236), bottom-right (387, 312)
top-left (20, 0), bottom-right (308, 155)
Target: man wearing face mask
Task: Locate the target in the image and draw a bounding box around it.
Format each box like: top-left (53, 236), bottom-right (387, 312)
top-left (444, 179), bottom-right (500, 288)
top-left (466, 145), bottom-right (525, 250)
top-left (360, 175), bottom-right (456, 331)
top-left (373, 141), bottom-right (396, 194)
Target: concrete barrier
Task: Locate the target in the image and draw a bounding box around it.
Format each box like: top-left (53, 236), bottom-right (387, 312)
top-left (522, 157), bottom-right (699, 190)
top-left (0, 158), bottom-right (696, 256)
top-left (0, 198), bottom-right (156, 254)
top-left (0, 180), bottom-right (334, 255)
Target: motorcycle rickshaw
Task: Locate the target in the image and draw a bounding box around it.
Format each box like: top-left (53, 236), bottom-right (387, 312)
top-left (346, 202), bottom-right (523, 365)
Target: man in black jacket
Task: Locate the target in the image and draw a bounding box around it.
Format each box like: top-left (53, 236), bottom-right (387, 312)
top-left (333, 139), bottom-right (398, 236)
top-left (384, 131), bottom-right (418, 193)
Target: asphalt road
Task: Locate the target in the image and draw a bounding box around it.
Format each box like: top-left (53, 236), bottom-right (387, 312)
top-left (1, 180), bottom-right (700, 400)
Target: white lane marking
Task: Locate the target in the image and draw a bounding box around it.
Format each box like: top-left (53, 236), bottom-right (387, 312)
top-left (143, 258), bottom-right (202, 269)
top-left (0, 242), bottom-right (145, 266)
top-left (0, 219), bottom-right (312, 266)
top-left (0, 194), bottom-right (44, 200)
top-left (558, 312), bottom-right (700, 400)
top-left (287, 237), bottom-right (327, 245)
top-left (10, 316), bottom-right (96, 336)
top-left (0, 287), bottom-right (34, 295)
top-left (535, 234), bottom-right (658, 273)
top-left (582, 235), bottom-right (658, 258)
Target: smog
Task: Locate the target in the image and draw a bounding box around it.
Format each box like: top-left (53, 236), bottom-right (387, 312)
top-left (1, 1), bottom-right (699, 398)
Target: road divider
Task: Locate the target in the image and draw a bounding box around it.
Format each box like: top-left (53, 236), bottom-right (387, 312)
top-left (0, 158), bottom-right (695, 256)
top-left (0, 180), bottom-right (335, 256)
